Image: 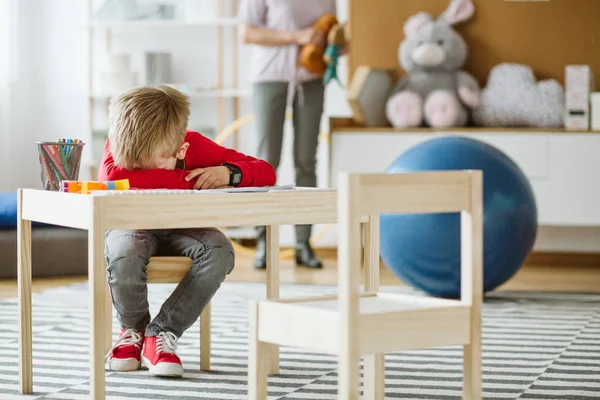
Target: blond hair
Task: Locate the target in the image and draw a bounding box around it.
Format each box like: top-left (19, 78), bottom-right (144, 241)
top-left (108, 86), bottom-right (190, 170)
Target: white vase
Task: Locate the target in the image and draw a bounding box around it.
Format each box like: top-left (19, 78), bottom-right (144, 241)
top-left (183, 0), bottom-right (219, 22)
top-left (100, 54), bottom-right (137, 95)
top-left (106, 54), bottom-right (131, 73)
top-left (100, 72), bottom-right (138, 96)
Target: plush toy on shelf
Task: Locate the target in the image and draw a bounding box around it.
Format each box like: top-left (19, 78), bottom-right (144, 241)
top-left (299, 13), bottom-right (338, 75)
top-left (323, 23), bottom-right (349, 86)
top-left (385, 0), bottom-right (481, 129)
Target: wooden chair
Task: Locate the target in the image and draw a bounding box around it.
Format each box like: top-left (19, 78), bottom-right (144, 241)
top-left (105, 256), bottom-right (213, 371)
top-left (248, 171), bottom-right (483, 400)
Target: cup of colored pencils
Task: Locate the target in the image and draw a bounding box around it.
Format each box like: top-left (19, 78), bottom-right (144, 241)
top-left (36, 139), bottom-right (85, 191)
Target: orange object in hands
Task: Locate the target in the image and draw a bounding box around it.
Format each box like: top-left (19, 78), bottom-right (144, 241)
top-left (299, 13), bottom-right (338, 75)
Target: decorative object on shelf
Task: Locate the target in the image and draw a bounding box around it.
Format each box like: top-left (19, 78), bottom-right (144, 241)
top-left (565, 65), bottom-right (595, 131)
top-left (94, 0), bottom-right (178, 22)
top-left (145, 52), bottom-right (173, 85)
top-left (380, 136), bottom-right (537, 298)
top-left (323, 22), bottom-right (349, 86)
top-left (100, 54), bottom-right (138, 96)
top-left (590, 92), bottom-right (600, 131)
top-left (385, 0), bottom-right (481, 129)
top-left (347, 66), bottom-right (399, 127)
top-left (183, 0), bottom-right (218, 22)
top-left (299, 13), bottom-right (338, 75)
top-left (472, 63), bottom-right (565, 128)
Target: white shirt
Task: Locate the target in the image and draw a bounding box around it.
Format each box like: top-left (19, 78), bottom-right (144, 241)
top-left (238, 0), bottom-right (337, 84)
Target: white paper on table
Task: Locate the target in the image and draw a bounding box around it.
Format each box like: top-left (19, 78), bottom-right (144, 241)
top-left (91, 184), bottom-right (298, 196)
top-left (197, 184), bottom-right (296, 193)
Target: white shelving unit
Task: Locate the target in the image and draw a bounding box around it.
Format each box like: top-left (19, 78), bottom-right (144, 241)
top-left (86, 0), bottom-right (253, 240)
top-left (89, 17), bottom-right (241, 28)
top-left (89, 87), bottom-right (252, 102)
top-left (87, 0), bottom-right (245, 165)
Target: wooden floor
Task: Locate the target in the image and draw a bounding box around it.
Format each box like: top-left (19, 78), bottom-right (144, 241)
top-left (1, 251), bottom-right (599, 299)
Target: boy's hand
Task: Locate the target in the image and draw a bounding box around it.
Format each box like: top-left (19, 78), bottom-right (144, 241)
top-left (185, 166), bottom-right (231, 190)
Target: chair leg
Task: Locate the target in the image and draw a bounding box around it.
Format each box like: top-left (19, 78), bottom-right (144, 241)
top-left (362, 217), bottom-right (385, 399)
top-left (363, 354), bottom-right (385, 400)
top-left (248, 302), bottom-right (268, 400)
top-left (200, 302), bottom-right (211, 371)
top-left (463, 341), bottom-right (482, 400)
top-left (339, 348), bottom-right (361, 400)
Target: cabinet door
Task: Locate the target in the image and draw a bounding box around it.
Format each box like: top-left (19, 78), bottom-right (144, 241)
top-left (460, 133), bottom-right (549, 181)
top-left (329, 133), bottom-right (433, 187)
top-left (542, 135), bottom-right (600, 226)
top-left (329, 131), bottom-right (600, 227)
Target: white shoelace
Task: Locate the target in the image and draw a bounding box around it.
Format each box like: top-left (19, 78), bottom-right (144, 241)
top-left (105, 328), bottom-right (143, 362)
top-left (155, 331), bottom-right (178, 354)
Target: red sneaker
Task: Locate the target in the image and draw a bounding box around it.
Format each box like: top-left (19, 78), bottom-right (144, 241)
top-left (105, 328), bottom-right (144, 371)
top-left (141, 331), bottom-right (184, 377)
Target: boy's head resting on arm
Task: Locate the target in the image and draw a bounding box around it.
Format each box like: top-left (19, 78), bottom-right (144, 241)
top-left (109, 86), bottom-right (191, 171)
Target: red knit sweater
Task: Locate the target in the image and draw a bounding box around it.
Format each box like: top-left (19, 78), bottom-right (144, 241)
top-left (98, 130), bottom-right (276, 189)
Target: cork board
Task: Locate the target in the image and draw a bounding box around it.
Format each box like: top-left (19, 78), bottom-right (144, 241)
top-left (348, 0), bottom-right (600, 86)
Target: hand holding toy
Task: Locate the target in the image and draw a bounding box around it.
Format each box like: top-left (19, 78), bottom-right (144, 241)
top-left (323, 23), bottom-right (349, 86)
top-left (299, 13), bottom-right (338, 75)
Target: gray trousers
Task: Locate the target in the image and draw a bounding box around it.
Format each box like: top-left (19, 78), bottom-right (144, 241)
top-left (253, 79), bottom-right (325, 243)
top-left (105, 228), bottom-right (234, 338)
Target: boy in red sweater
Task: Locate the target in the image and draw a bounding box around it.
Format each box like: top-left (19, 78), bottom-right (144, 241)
top-left (100, 86), bottom-right (275, 377)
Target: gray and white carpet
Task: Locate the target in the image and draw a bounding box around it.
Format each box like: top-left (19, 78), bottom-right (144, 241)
top-left (0, 282), bottom-right (599, 399)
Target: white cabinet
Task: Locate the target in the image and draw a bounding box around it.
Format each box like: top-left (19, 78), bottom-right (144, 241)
top-left (327, 128), bottom-right (600, 252)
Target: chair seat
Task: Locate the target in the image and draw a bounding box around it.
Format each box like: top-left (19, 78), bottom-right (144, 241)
top-left (147, 256), bottom-right (192, 283)
top-left (256, 293), bottom-right (471, 354)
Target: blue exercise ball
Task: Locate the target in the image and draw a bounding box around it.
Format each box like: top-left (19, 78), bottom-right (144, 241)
top-left (380, 136), bottom-right (537, 298)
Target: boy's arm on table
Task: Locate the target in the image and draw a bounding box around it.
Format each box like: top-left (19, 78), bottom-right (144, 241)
top-left (98, 140), bottom-right (195, 189)
top-left (187, 133), bottom-right (277, 187)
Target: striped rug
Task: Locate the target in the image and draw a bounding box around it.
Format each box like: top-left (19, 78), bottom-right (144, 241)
top-left (0, 282), bottom-right (599, 399)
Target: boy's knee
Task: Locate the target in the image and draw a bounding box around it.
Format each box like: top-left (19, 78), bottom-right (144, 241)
top-left (105, 230), bottom-right (154, 263)
top-left (106, 255), bottom-right (147, 286)
top-left (200, 232), bottom-right (235, 276)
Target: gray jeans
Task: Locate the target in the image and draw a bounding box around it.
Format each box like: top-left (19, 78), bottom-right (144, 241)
top-left (105, 228), bottom-right (234, 338)
top-left (253, 79), bottom-right (325, 243)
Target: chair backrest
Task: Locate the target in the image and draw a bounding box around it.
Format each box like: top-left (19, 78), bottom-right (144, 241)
top-left (337, 170), bottom-right (483, 316)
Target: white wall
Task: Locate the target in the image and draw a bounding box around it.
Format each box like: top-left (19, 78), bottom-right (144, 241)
top-left (0, 0), bottom-right (90, 191)
top-left (0, 0), bottom-right (12, 191)
top-left (41, 0), bottom-right (91, 169)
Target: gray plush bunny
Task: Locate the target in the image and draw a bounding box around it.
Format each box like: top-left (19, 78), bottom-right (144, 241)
top-left (385, 0), bottom-right (481, 128)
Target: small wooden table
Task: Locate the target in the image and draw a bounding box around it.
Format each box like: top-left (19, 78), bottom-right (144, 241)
top-left (16, 187), bottom-right (337, 399)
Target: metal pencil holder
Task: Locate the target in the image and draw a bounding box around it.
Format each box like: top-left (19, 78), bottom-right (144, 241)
top-left (36, 142), bottom-right (85, 191)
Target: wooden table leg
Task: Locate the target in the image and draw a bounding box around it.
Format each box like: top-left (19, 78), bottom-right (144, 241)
top-left (89, 200), bottom-right (106, 399)
top-left (265, 225), bottom-right (279, 375)
top-left (104, 282), bottom-right (113, 354)
top-left (362, 215), bottom-right (385, 399)
top-left (17, 189), bottom-right (33, 394)
top-left (200, 302), bottom-right (211, 371)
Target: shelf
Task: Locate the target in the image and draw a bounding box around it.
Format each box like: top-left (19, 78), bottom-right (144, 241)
top-left (90, 88), bottom-right (252, 101)
top-left (256, 292), bottom-right (471, 354)
top-left (329, 117), bottom-right (599, 134)
top-left (89, 17), bottom-right (240, 29)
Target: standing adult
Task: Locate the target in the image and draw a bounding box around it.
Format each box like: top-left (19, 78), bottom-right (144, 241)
top-left (239, 0), bottom-right (338, 269)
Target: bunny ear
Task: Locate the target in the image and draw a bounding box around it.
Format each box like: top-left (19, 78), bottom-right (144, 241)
top-left (404, 12), bottom-right (433, 37)
top-left (438, 0), bottom-right (475, 26)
